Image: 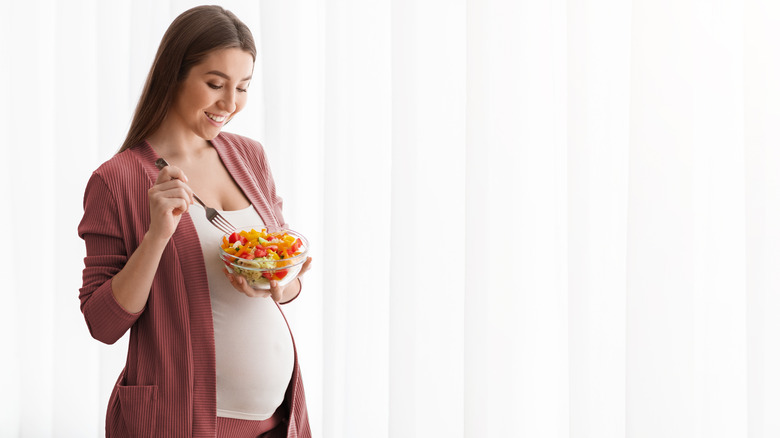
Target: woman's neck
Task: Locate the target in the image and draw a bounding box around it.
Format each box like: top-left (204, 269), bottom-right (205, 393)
top-left (146, 120), bottom-right (212, 161)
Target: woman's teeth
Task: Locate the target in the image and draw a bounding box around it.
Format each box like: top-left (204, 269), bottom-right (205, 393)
top-left (206, 113), bottom-right (226, 122)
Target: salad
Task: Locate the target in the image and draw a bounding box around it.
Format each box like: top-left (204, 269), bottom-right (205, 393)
top-left (220, 228), bottom-right (305, 283)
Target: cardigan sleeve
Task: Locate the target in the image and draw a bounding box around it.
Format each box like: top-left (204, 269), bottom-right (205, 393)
top-left (77, 172), bottom-right (142, 344)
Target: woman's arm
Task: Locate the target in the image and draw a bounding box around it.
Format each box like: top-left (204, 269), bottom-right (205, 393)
top-left (78, 166), bottom-right (194, 343)
top-left (111, 165), bottom-right (195, 312)
top-left (108, 231), bottom-right (169, 314)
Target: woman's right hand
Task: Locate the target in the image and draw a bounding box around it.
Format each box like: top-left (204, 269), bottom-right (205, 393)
top-left (146, 165), bottom-right (195, 241)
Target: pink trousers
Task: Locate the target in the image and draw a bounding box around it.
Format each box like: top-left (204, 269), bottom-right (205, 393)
top-left (216, 408), bottom-right (286, 438)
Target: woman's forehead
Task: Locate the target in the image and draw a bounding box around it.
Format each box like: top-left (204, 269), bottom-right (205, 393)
top-left (192, 48), bottom-right (254, 78)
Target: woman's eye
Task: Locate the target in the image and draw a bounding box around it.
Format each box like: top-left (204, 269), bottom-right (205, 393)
top-left (207, 83), bottom-right (223, 90)
top-left (237, 87), bottom-right (248, 93)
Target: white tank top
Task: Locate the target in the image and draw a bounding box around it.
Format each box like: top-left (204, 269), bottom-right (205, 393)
top-left (189, 202), bottom-right (295, 420)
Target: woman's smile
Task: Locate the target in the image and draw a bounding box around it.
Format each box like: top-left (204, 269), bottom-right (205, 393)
top-left (206, 111), bottom-right (228, 126)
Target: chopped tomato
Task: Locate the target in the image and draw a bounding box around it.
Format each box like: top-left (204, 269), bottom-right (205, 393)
top-left (291, 239), bottom-right (302, 252)
top-left (274, 269), bottom-right (289, 280)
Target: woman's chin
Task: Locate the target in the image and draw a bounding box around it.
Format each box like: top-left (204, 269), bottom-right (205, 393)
top-left (200, 128), bottom-right (223, 141)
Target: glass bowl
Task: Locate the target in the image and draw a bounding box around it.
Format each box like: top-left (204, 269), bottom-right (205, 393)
top-left (219, 227), bottom-right (309, 290)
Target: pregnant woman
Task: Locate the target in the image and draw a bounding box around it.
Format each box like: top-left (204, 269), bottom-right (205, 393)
top-left (77, 6), bottom-right (312, 437)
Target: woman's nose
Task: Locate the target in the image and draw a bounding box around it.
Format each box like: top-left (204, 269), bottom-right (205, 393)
top-left (218, 90), bottom-right (237, 113)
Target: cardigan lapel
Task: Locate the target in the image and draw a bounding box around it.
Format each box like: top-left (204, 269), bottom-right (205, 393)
top-left (131, 141), bottom-right (218, 435)
top-left (210, 133), bottom-right (281, 230)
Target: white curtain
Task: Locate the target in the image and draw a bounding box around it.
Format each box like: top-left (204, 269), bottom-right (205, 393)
top-left (1, 0), bottom-right (778, 437)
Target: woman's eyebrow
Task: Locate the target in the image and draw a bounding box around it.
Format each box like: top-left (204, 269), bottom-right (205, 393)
top-left (205, 70), bottom-right (252, 81)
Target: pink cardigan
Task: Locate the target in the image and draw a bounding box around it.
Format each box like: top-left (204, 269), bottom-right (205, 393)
top-left (78, 133), bottom-right (310, 437)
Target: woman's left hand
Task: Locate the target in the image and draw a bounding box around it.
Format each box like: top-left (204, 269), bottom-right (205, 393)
top-left (223, 257), bottom-right (313, 302)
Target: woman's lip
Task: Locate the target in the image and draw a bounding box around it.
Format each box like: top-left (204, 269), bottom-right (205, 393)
top-left (205, 112), bottom-right (228, 126)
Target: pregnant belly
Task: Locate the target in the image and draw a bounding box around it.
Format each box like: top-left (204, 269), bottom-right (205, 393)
top-left (211, 291), bottom-right (295, 420)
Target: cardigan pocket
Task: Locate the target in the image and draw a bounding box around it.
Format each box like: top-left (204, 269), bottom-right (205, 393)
top-left (117, 384), bottom-right (158, 437)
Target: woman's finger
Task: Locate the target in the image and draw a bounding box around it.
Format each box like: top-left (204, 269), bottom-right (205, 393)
top-left (296, 257), bottom-right (313, 278)
top-left (156, 188), bottom-right (194, 205)
top-left (152, 180), bottom-right (195, 203)
top-left (269, 280), bottom-right (284, 302)
top-left (149, 182), bottom-right (194, 215)
top-left (223, 267), bottom-right (268, 298)
top-left (154, 178), bottom-right (192, 192)
top-left (155, 165), bottom-right (189, 184)
top-left (223, 268), bottom-right (251, 296)
top-left (151, 196), bottom-right (190, 216)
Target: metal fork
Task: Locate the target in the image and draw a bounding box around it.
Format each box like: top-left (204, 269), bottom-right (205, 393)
top-left (154, 157), bottom-right (236, 235)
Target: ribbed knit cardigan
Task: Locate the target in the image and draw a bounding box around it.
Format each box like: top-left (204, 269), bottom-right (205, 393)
top-left (78, 132), bottom-right (310, 437)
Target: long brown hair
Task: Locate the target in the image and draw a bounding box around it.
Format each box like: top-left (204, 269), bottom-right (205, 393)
top-left (118, 5), bottom-right (256, 153)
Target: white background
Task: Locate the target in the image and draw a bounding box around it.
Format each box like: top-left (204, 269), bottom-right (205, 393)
top-left (1, 0), bottom-right (779, 437)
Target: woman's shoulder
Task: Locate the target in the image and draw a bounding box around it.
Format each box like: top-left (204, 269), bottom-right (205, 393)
top-left (88, 146), bottom-right (153, 192)
top-left (216, 131), bottom-right (261, 146)
top-left (215, 131), bottom-right (267, 159)
top-left (92, 147), bottom-right (136, 173)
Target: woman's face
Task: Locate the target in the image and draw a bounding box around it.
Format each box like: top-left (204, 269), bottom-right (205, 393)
top-left (170, 47), bottom-right (254, 141)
